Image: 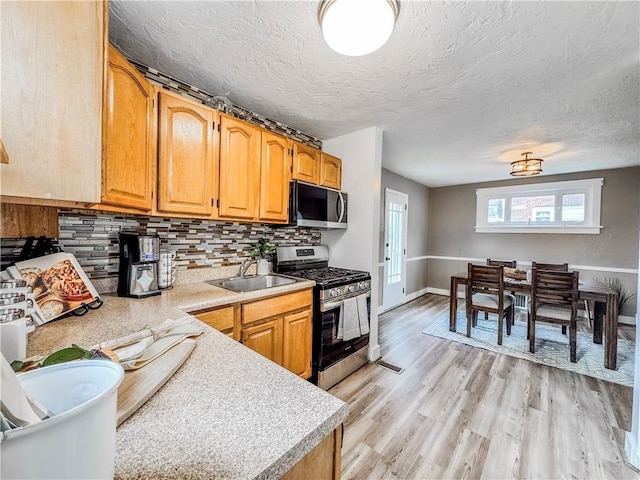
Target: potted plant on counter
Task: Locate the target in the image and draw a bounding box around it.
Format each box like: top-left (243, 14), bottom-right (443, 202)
top-left (249, 237), bottom-right (277, 275)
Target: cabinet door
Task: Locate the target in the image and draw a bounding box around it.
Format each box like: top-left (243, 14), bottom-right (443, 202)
top-left (320, 153), bottom-right (342, 190)
top-left (1, 1), bottom-right (103, 202)
top-left (218, 115), bottom-right (261, 219)
top-left (282, 309), bottom-right (313, 379)
top-left (291, 142), bottom-right (320, 185)
top-left (241, 318), bottom-right (283, 365)
top-left (157, 92), bottom-right (216, 215)
top-left (102, 45), bottom-right (154, 210)
top-left (259, 131), bottom-right (291, 223)
top-left (193, 305), bottom-right (235, 338)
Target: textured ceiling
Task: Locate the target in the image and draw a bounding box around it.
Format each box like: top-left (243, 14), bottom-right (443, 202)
top-left (109, 1), bottom-right (640, 187)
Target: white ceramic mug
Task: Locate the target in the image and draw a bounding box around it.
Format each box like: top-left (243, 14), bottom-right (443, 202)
top-left (158, 264), bottom-right (176, 289)
top-left (159, 251), bottom-right (176, 264)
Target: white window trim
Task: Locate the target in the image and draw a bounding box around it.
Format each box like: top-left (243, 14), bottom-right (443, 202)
top-left (475, 178), bottom-right (603, 234)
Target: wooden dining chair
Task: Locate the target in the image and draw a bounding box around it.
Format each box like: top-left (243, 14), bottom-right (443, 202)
top-left (530, 262), bottom-right (591, 329)
top-left (485, 259), bottom-right (517, 320)
top-left (529, 268), bottom-right (580, 362)
top-left (465, 263), bottom-right (514, 345)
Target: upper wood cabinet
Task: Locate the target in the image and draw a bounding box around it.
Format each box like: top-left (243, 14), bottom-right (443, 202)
top-left (259, 131), bottom-right (291, 223)
top-left (320, 153), bottom-right (342, 190)
top-left (1, 1), bottom-right (104, 203)
top-left (102, 45), bottom-right (155, 210)
top-left (292, 142), bottom-right (321, 185)
top-left (157, 91), bottom-right (218, 216)
top-left (218, 114), bottom-right (261, 220)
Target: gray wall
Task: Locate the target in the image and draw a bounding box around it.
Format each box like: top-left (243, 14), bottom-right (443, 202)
top-left (379, 168), bottom-right (430, 306)
top-left (427, 166), bottom-right (640, 315)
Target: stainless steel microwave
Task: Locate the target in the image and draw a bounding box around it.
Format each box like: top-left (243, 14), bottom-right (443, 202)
top-left (289, 181), bottom-right (347, 229)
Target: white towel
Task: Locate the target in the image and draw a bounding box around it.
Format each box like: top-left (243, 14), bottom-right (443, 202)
top-left (341, 297), bottom-right (361, 341)
top-left (337, 304), bottom-right (344, 340)
top-left (356, 294), bottom-right (369, 335)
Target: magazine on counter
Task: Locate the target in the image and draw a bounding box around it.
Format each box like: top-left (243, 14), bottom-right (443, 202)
top-left (8, 252), bottom-right (100, 324)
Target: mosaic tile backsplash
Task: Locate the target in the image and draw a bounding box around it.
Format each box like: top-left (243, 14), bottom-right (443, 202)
top-left (52, 211), bottom-right (321, 279)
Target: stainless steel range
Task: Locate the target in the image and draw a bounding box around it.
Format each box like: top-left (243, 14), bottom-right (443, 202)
top-left (275, 245), bottom-right (371, 390)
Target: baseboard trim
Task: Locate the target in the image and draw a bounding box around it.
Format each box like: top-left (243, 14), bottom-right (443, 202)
top-left (427, 287), bottom-right (450, 297)
top-left (368, 343), bottom-right (381, 362)
top-left (379, 286), bottom-right (431, 314)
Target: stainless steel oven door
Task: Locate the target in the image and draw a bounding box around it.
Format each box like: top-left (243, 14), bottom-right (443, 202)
top-left (317, 293), bottom-right (370, 371)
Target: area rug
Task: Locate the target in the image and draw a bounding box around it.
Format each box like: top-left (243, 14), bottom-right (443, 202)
top-left (422, 311), bottom-right (635, 387)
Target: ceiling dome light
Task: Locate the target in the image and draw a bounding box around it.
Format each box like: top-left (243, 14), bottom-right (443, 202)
top-left (318, 0), bottom-right (399, 56)
top-left (510, 152), bottom-right (544, 176)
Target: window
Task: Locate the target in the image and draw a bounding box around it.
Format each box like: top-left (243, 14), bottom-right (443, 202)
top-left (476, 178), bottom-right (603, 234)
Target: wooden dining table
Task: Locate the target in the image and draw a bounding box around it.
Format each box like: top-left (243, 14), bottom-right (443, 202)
top-left (449, 273), bottom-right (620, 370)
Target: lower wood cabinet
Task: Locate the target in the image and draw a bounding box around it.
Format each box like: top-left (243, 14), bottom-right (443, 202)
top-left (282, 309), bottom-right (313, 379)
top-left (193, 305), bottom-right (235, 339)
top-left (190, 288), bottom-right (313, 379)
top-left (281, 425), bottom-right (342, 480)
top-left (241, 318), bottom-right (283, 365)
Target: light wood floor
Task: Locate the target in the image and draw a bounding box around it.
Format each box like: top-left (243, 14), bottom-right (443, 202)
top-left (329, 294), bottom-right (638, 480)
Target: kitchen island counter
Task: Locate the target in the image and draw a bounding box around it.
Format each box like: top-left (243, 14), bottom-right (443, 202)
top-left (26, 279), bottom-right (348, 479)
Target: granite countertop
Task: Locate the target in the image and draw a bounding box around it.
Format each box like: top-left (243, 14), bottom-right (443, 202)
top-left (26, 277), bottom-right (349, 480)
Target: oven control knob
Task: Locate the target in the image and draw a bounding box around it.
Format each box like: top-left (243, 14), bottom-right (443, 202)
top-left (348, 285), bottom-right (355, 293)
top-left (330, 288), bottom-right (338, 298)
top-left (358, 282), bottom-right (367, 290)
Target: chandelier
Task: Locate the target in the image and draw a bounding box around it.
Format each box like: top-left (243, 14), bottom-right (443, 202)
top-left (510, 152), bottom-right (544, 177)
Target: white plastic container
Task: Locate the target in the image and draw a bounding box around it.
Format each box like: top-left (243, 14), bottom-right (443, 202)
top-left (0, 316), bottom-right (27, 362)
top-left (1, 360), bottom-right (124, 479)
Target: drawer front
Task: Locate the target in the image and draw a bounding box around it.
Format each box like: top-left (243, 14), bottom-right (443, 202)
top-left (194, 305), bottom-right (235, 331)
top-left (242, 289), bottom-right (312, 325)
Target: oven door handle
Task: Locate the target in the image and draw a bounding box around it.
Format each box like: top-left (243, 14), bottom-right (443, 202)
top-left (320, 291), bottom-right (371, 312)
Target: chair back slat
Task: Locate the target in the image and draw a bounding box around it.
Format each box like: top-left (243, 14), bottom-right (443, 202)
top-left (487, 259), bottom-right (517, 268)
top-left (532, 269), bottom-right (579, 307)
top-left (532, 262), bottom-right (568, 272)
top-left (468, 264), bottom-right (503, 296)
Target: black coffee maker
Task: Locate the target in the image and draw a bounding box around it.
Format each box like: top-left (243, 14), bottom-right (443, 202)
top-left (117, 232), bottom-right (161, 298)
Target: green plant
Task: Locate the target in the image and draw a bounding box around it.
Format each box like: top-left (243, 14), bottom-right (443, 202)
top-left (592, 277), bottom-right (637, 314)
top-left (249, 237), bottom-right (277, 260)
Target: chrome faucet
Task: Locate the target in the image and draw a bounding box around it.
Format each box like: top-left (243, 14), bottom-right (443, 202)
top-left (238, 258), bottom-right (257, 277)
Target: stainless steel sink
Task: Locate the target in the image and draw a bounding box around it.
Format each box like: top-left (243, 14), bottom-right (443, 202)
top-left (205, 274), bottom-right (299, 293)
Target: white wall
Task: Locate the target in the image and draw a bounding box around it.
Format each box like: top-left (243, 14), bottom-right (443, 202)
top-left (321, 127), bottom-right (383, 362)
top-left (625, 206), bottom-right (640, 469)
